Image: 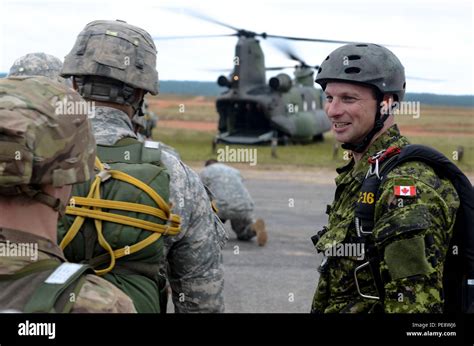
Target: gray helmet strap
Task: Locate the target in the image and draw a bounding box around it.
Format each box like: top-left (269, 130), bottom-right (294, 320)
top-left (134, 99), bottom-right (145, 117)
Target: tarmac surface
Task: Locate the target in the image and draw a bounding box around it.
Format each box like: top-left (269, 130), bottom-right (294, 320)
top-left (169, 166), bottom-right (474, 313)
top-left (219, 168), bottom-right (335, 313)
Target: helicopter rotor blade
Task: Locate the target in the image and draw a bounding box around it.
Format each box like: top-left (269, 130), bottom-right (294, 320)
top-left (267, 34), bottom-right (409, 48)
top-left (154, 34), bottom-right (236, 40)
top-left (273, 42), bottom-right (308, 66)
top-left (265, 66), bottom-right (295, 71)
top-left (267, 34), bottom-right (361, 44)
top-left (162, 7), bottom-right (241, 32)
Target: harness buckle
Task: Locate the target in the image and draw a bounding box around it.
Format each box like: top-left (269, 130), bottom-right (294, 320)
top-left (97, 170), bottom-right (111, 182)
top-left (354, 261), bottom-right (380, 301)
top-left (365, 158), bottom-right (381, 180)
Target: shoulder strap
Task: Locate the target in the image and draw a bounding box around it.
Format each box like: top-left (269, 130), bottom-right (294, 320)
top-left (380, 145), bottom-right (474, 274)
top-left (24, 263), bottom-right (91, 313)
top-left (355, 144), bottom-right (474, 312)
top-left (97, 138), bottom-right (162, 165)
top-left (0, 259), bottom-right (59, 281)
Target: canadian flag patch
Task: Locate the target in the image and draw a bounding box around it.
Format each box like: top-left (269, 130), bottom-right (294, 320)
top-left (394, 185), bottom-right (417, 197)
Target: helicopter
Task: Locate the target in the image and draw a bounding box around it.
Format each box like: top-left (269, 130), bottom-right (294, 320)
top-left (155, 10), bottom-right (436, 146)
top-left (154, 10), bottom-right (372, 145)
top-left (214, 38), bottom-right (332, 145)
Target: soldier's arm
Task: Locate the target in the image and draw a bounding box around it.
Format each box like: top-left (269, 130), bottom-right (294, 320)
top-left (162, 154), bottom-right (227, 313)
top-left (71, 274), bottom-right (137, 313)
top-left (373, 161), bottom-right (459, 313)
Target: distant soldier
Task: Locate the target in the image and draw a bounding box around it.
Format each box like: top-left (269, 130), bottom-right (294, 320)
top-left (59, 20), bottom-right (227, 313)
top-left (0, 76), bottom-right (136, 313)
top-left (310, 43), bottom-right (462, 313)
top-left (200, 160), bottom-right (267, 246)
top-left (132, 99), bottom-right (159, 139)
top-left (132, 99), bottom-right (181, 159)
top-left (8, 52), bottom-right (69, 85)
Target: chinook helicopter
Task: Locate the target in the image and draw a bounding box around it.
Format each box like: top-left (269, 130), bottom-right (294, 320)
top-left (155, 10), bottom-right (391, 145)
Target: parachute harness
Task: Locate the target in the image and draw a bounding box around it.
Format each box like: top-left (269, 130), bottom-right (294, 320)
top-left (60, 157), bottom-right (181, 275)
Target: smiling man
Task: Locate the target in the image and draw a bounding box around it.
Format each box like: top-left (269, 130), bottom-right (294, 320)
top-left (310, 44), bottom-right (461, 313)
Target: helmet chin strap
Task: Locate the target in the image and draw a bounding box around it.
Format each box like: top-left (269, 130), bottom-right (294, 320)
top-left (19, 185), bottom-right (66, 216)
top-left (341, 94), bottom-right (389, 154)
top-left (133, 99), bottom-right (145, 117)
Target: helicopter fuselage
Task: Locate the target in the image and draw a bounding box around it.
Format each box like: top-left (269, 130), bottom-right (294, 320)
top-left (215, 36), bottom-right (331, 144)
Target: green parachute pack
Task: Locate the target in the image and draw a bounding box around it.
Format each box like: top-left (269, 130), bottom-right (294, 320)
top-left (58, 137), bottom-right (181, 313)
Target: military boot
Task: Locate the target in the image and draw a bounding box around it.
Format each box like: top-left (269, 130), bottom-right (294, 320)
top-left (251, 219), bottom-right (267, 247)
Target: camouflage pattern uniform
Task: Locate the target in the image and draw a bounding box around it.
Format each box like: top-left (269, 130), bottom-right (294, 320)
top-left (0, 229), bottom-right (136, 313)
top-left (200, 163), bottom-right (256, 240)
top-left (0, 76), bottom-right (135, 313)
top-left (311, 125), bottom-right (459, 313)
top-left (8, 52), bottom-right (68, 85)
top-left (132, 101), bottom-right (180, 159)
top-left (132, 99), bottom-right (159, 138)
top-left (90, 105), bottom-right (228, 313)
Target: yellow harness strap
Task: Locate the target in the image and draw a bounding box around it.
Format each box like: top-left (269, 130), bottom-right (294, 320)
top-left (60, 157), bottom-right (181, 275)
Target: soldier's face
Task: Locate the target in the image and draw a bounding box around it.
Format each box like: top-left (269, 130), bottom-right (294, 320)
top-left (324, 82), bottom-right (378, 144)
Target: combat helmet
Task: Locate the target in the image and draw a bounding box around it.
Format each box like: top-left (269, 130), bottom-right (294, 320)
top-left (8, 52), bottom-right (66, 84)
top-left (315, 43), bottom-right (406, 152)
top-left (61, 20), bottom-right (159, 114)
top-left (0, 76), bottom-right (96, 211)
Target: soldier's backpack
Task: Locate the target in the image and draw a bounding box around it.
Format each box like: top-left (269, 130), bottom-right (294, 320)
top-left (354, 144), bottom-right (474, 313)
top-left (0, 260), bottom-right (91, 313)
top-left (57, 138), bottom-right (181, 313)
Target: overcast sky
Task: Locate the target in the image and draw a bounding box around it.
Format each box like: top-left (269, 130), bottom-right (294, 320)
top-left (0, 0), bottom-right (472, 95)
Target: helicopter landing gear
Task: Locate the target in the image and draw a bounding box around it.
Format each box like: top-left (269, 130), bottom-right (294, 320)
top-left (279, 135), bottom-right (290, 146)
top-left (313, 134), bottom-right (324, 142)
top-left (271, 131), bottom-right (278, 158)
top-left (212, 136), bottom-right (218, 154)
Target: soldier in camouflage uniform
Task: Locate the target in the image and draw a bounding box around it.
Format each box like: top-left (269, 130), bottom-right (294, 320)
top-left (132, 99), bottom-right (158, 139)
top-left (311, 44), bottom-right (459, 313)
top-left (0, 76), bottom-right (136, 313)
top-left (132, 100), bottom-right (181, 159)
top-left (61, 20), bottom-right (227, 313)
top-left (8, 52), bottom-right (69, 85)
top-left (200, 160), bottom-right (267, 246)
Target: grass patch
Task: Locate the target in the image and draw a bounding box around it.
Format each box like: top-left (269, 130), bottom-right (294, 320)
top-left (153, 127), bottom-right (473, 173)
top-left (150, 96), bottom-right (473, 173)
top-left (404, 135), bottom-right (473, 172)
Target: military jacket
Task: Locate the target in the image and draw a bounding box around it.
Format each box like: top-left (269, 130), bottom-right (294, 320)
top-left (312, 125), bottom-right (459, 313)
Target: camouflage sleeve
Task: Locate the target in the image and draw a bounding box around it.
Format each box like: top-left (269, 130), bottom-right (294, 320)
top-left (71, 274), bottom-right (137, 313)
top-left (160, 151), bottom-right (228, 313)
top-left (373, 161), bottom-right (460, 313)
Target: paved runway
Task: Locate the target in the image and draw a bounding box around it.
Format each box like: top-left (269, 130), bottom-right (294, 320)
top-left (221, 170), bottom-right (335, 313)
top-left (169, 166), bottom-right (473, 312)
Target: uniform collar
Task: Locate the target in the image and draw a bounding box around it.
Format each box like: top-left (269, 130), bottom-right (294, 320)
top-left (335, 124), bottom-right (407, 184)
top-left (0, 228), bottom-right (65, 261)
top-left (90, 106), bottom-right (138, 146)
